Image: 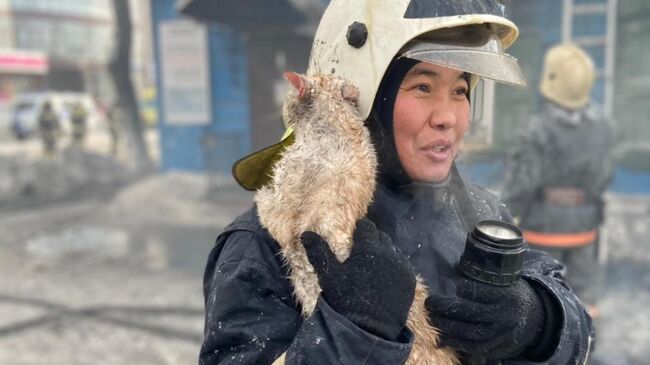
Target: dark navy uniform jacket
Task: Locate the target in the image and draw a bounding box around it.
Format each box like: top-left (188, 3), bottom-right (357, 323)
top-left (199, 176), bottom-right (593, 364)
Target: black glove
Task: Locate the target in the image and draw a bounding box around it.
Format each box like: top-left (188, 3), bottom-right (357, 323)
top-left (425, 278), bottom-right (546, 360)
top-left (301, 218), bottom-right (416, 341)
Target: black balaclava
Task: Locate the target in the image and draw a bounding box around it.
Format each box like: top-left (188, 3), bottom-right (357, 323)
top-left (367, 57), bottom-right (470, 191)
top-left (367, 57), bottom-right (420, 190)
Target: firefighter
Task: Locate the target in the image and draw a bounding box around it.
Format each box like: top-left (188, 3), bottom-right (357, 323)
top-left (200, 1), bottom-right (593, 364)
top-left (71, 102), bottom-right (88, 146)
top-left (38, 101), bottom-right (60, 156)
top-left (502, 43), bottom-right (615, 319)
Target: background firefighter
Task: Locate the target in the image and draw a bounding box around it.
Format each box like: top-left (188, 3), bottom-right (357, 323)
top-left (501, 43), bottom-right (616, 320)
top-left (71, 102), bottom-right (88, 146)
top-left (200, 1), bottom-right (594, 364)
top-left (38, 101), bottom-right (61, 156)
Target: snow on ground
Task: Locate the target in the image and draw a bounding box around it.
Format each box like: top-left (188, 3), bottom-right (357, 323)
top-left (0, 166), bottom-right (255, 364)
top-left (107, 171), bottom-right (244, 228)
top-left (0, 146), bottom-right (134, 207)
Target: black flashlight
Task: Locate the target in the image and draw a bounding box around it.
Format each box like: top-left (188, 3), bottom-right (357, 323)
top-left (459, 220), bottom-right (525, 286)
top-left (458, 220), bottom-right (525, 365)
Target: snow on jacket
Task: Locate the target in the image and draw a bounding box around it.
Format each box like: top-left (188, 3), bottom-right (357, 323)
top-left (199, 173), bottom-right (593, 364)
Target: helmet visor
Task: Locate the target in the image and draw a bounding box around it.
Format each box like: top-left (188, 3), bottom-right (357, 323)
top-left (399, 30), bottom-right (526, 87)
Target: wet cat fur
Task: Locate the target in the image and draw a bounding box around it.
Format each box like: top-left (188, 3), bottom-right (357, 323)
top-left (255, 72), bottom-right (459, 365)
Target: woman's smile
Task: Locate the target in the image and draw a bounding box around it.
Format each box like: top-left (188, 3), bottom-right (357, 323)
top-left (420, 139), bottom-right (454, 162)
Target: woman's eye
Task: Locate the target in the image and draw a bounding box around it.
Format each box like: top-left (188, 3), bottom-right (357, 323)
top-left (416, 84), bottom-right (430, 93)
top-left (454, 87), bottom-right (468, 97)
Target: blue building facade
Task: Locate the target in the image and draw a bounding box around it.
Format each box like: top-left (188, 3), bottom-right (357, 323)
top-left (151, 0), bottom-right (250, 173)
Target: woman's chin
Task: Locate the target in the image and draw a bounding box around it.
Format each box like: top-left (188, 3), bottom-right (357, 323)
top-left (410, 164), bottom-right (452, 183)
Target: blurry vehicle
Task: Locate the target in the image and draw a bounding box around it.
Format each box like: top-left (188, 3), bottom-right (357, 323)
top-left (9, 92), bottom-right (104, 139)
top-left (10, 98), bottom-right (38, 139)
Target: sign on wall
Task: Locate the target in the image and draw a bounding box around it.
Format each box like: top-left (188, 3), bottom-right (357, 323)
top-left (159, 19), bottom-right (211, 125)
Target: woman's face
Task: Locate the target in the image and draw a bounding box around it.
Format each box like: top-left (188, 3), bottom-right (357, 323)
top-left (393, 62), bottom-right (470, 183)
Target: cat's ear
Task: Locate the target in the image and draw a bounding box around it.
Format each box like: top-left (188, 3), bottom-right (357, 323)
top-left (341, 83), bottom-right (359, 104)
top-left (284, 72), bottom-right (311, 100)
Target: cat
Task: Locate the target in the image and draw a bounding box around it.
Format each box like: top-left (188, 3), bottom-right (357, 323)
top-left (256, 72), bottom-right (459, 365)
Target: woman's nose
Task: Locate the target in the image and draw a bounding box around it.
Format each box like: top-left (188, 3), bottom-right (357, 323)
top-left (427, 97), bottom-right (456, 130)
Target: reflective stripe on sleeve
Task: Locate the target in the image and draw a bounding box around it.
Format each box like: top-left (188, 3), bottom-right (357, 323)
top-left (523, 229), bottom-right (597, 247)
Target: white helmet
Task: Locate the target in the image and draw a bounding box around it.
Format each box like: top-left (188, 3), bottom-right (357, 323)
top-left (539, 43), bottom-right (595, 110)
top-left (307, 0), bottom-right (526, 120)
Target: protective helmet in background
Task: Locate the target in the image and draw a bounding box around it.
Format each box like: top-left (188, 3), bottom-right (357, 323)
top-left (539, 43), bottom-right (595, 110)
top-left (233, 0), bottom-right (525, 190)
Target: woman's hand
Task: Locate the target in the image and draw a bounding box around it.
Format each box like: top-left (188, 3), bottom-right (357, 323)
top-left (300, 218), bottom-right (416, 341)
top-left (425, 278), bottom-right (546, 360)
